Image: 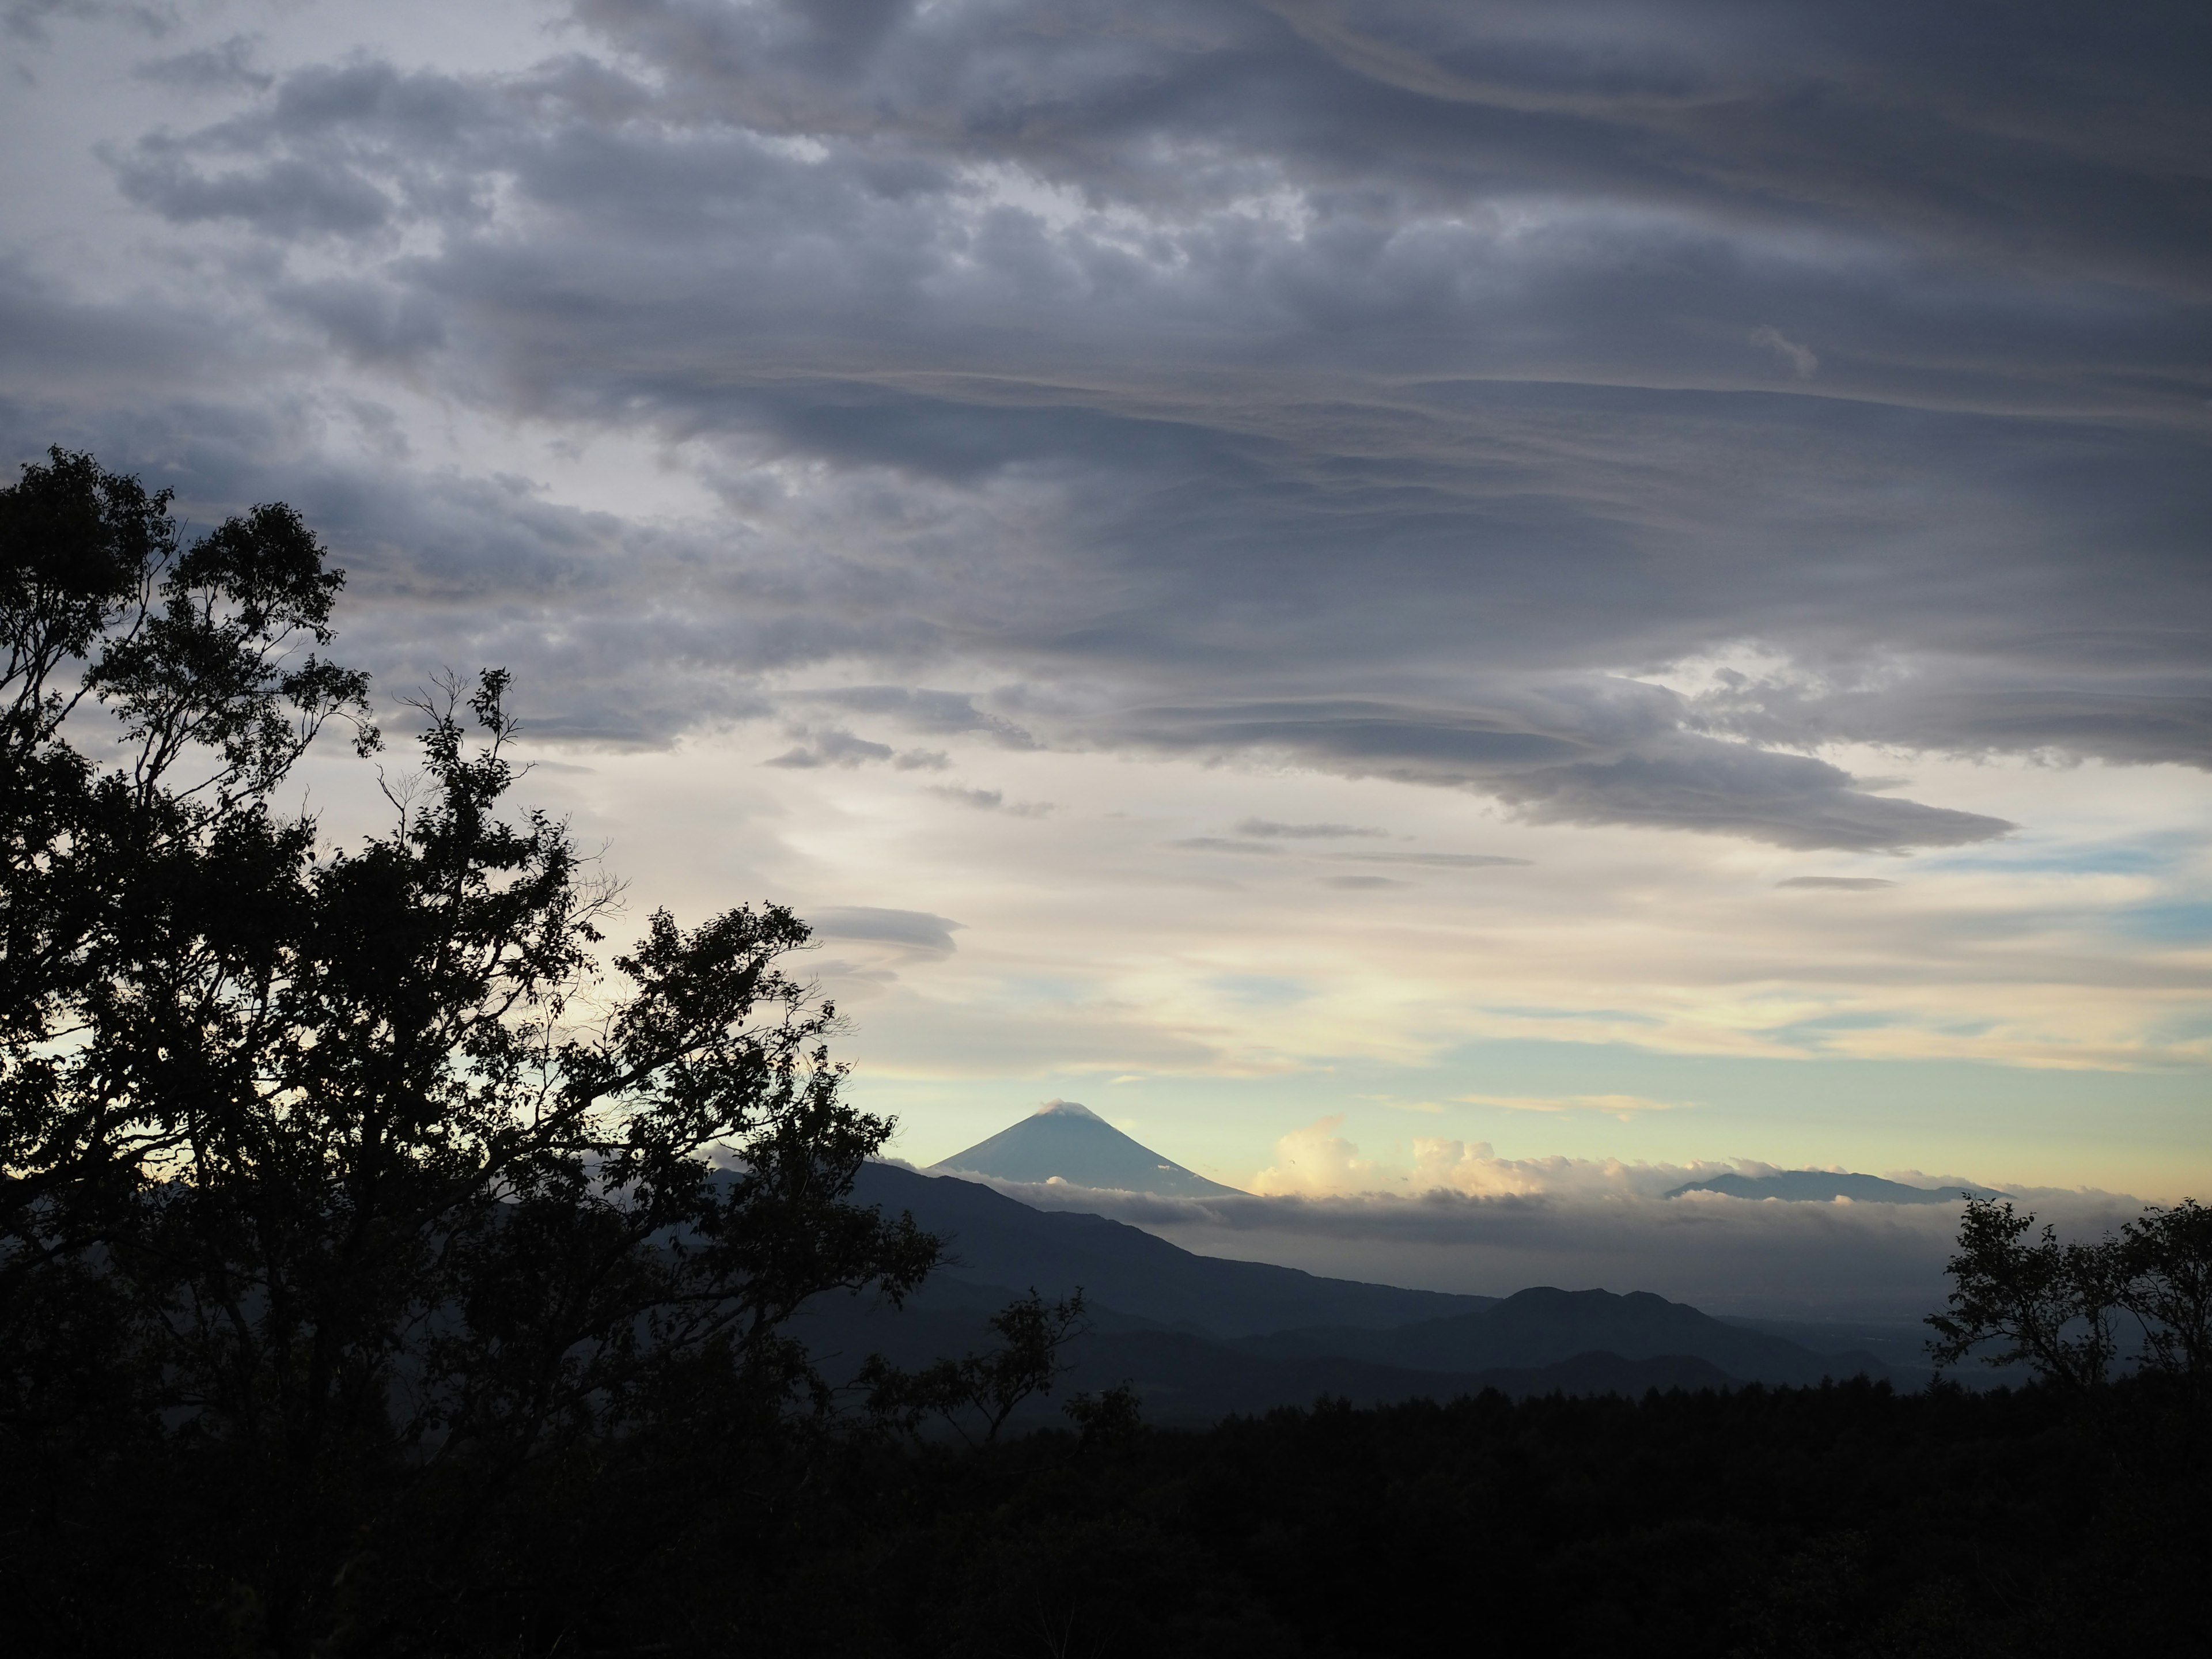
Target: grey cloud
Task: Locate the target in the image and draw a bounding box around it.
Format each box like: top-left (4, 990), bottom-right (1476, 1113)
top-left (571, 0), bottom-right (2212, 296)
top-left (765, 726), bottom-right (895, 768)
top-left (1494, 741), bottom-right (2013, 853)
top-left (133, 35), bottom-right (270, 93)
top-left (1234, 819), bottom-right (1386, 839)
top-left (1328, 851), bottom-right (1528, 870)
top-left (272, 279), bottom-right (446, 364)
top-left (1693, 668), bottom-right (2212, 774)
top-left (7, 1), bottom-right (2206, 846)
top-left (113, 148), bottom-right (395, 236)
top-left (1109, 696), bottom-right (2009, 850)
top-left (1781, 877), bottom-right (1899, 891)
top-left (6, 0), bottom-right (168, 46)
top-left (808, 905), bottom-right (963, 954)
top-left (1171, 837), bottom-right (1285, 856)
top-left (805, 687), bottom-right (1037, 748)
top-left (110, 58), bottom-right (501, 238)
top-left (1319, 874), bottom-right (1405, 889)
top-left (928, 784), bottom-right (1052, 816)
top-left (929, 785), bottom-right (999, 810)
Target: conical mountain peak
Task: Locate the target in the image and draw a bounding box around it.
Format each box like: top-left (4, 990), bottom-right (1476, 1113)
top-left (934, 1103), bottom-right (1244, 1198)
top-left (1032, 1099), bottom-right (1101, 1120)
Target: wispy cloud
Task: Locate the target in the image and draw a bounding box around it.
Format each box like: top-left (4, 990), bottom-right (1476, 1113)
top-left (929, 785), bottom-right (1054, 816)
top-left (1455, 1094), bottom-right (1684, 1119)
top-left (1234, 819), bottom-right (1388, 839)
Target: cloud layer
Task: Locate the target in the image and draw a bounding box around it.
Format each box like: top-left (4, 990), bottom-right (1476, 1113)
top-left (944, 1127), bottom-right (2147, 1315)
top-left (6, 0), bottom-right (2208, 849)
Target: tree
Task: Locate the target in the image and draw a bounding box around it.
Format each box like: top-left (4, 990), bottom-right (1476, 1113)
top-left (0, 450), bottom-right (940, 1656)
top-left (2116, 1198), bottom-right (2212, 1403)
top-left (865, 1289), bottom-right (1096, 1446)
top-left (1927, 1198), bottom-right (2124, 1396)
top-left (1929, 1194), bottom-right (2212, 1406)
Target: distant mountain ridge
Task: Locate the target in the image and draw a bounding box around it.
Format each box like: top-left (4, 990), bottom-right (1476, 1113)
top-left (852, 1161), bottom-right (1484, 1335)
top-left (930, 1100), bottom-right (1246, 1198)
top-left (1666, 1170), bottom-right (1995, 1205)
top-left (1230, 1286), bottom-right (1890, 1387)
top-left (807, 1164), bottom-right (1898, 1422)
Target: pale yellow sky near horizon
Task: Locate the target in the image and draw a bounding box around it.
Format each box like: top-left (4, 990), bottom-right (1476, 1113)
top-left (289, 718), bottom-right (2212, 1205)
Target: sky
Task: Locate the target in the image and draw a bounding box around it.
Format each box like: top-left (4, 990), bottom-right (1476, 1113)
top-left (5, 2), bottom-right (2208, 1294)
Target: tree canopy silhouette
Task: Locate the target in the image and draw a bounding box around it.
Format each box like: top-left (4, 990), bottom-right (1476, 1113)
top-left (1929, 1194), bottom-right (2212, 1404)
top-left (1, 449), bottom-right (938, 1655)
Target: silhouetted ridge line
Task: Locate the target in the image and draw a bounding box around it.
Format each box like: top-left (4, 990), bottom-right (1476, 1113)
top-left (850, 1162), bottom-right (1483, 1336)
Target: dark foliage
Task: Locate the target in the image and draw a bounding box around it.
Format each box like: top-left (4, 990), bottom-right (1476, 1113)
top-left (1931, 1195), bottom-right (2212, 1422)
top-left (0, 450), bottom-right (941, 1656)
top-left (3, 452), bottom-right (2205, 1657)
top-left (864, 1289), bottom-right (1099, 1446)
top-left (639, 1374), bottom-right (2205, 1658)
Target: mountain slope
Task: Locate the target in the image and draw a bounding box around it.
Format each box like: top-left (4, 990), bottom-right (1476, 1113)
top-left (851, 1161), bottom-right (1492, 1336)
top-left (1230, 1286), bottom-right (1891, 1386)
top-left (931, 1100), bottom-right (1245, 1198)
top-left (815, 1165), bottom-right (1893, 1423)
top-left (790, 1291), bottom-right (1744, 1426)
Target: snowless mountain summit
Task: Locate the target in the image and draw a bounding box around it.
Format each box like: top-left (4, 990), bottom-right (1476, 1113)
top-left (1664, 1171), bottom-right (1998, 1205)
top-left (932, 1100), bottom-right (1245, 1198)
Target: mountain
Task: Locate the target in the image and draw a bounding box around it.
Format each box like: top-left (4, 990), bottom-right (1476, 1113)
top-left (793, 1290), bottom-right (1744, 1426)
top-left (931, 1099), bottom-right (1247, 1198)
top-left (789, 1165), bottom-right (1894, 1422)
top-left (1227, 1286), bottom-right (1891, 1387)
top-left (851, 1161), bottom-right (1490, 1335)
top-left (1665, 1171), bottom-right (1994, 1204)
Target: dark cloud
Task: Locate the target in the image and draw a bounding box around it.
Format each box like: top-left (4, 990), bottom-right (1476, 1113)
top-left (765, 726), bottom-right (896, 768)
top-left (802, 687), bottom-right (1037, 748)
top-left (808, 905), bottom-right (963, 954)
top-left (6, 0), bottom-right (2207, 847)
top-left (132, 35), bottom-right (270, 93)
top-left (1495, 742), bottom-right (2012, 852)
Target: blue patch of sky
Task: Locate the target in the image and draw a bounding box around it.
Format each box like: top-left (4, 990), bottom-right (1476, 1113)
top-left (2109, 902), bottom-right (2212, 943)
top-left (1915, 835), bottom-right (2189, 880)
top-left (1757, 1010), bottom-right (1902, 1051)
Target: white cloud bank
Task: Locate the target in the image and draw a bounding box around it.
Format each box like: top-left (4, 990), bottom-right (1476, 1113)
top-left (952, 1119), bottom-right (2153, 1316)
